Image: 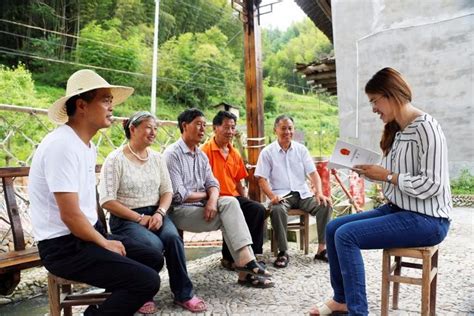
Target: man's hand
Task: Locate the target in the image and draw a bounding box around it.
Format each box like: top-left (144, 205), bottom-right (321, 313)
top-left (204, 200), bottom-right (218, 222)
top-left (148, 213), bottom-right (163, 231)
top-left (315, 193), bottom-right (332, 207)
top-left (270, 195), bottom-right (283, 205)
top-left (103, 240), bottom-right (126, 256)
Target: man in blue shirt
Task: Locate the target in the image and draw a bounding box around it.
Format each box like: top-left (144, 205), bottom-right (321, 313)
top-left (164, 108), bottom-right (273, 288)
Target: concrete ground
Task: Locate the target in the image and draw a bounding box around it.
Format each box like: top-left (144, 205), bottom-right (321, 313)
top-left (149, 207), bottom-right (473, 315)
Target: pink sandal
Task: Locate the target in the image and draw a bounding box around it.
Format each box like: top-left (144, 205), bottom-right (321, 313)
top-left (138, 300), bottom-right (157, 314)
top-left (174, 296), bottom-right (207, 313)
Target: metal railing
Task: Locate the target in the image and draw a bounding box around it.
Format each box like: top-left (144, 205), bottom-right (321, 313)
top-left (0, 104), bottom-right (182, 166)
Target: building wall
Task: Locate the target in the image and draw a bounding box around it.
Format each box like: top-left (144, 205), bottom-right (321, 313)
top-left (332, 0), bottom-right (474, 178)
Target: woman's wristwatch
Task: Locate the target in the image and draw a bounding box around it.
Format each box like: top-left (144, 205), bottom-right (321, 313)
top-left (386, 172), bottom-right (394, 183)
top-left (155, 207), bottom-right (167, 217)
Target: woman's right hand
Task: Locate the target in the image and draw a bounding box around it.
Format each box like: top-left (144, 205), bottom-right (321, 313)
top-left (148, 213), bottom-right (163, 231)
top-left (137, 214), bottom-right (151, 227)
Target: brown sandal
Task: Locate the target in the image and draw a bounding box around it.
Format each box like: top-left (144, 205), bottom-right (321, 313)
top-left (273, 252), bottom-right (289, 268)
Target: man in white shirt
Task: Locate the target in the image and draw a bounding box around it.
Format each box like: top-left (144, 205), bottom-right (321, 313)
top-left (29, 69), bottom-right (163, 316)
top-left (255, 115), bottom-right (332, 268)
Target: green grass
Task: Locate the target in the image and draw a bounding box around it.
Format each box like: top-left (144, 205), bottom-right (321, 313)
top-left (263, 86), bottom-right (339, 156)
top-left (30, 85), bottom-right (340, 156)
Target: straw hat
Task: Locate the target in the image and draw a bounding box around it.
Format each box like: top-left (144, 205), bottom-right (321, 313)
top-left (48, 69), bottom-right (134, 124)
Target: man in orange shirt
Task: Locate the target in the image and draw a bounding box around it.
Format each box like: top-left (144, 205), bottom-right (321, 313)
top-left (202, 111), bottom-right (266, 272)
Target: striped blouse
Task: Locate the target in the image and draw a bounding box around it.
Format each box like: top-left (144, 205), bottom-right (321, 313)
top-left (381, 113), bottom-right (452, 219)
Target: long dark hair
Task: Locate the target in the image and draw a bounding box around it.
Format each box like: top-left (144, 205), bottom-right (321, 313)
top-left (365, 67), bottom-right (412, 156)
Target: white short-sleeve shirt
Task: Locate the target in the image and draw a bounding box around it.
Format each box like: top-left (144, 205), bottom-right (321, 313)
top-left (254, 140), bottom-right (316, 199)
top-left (29, 125), bottom-right (98, 241)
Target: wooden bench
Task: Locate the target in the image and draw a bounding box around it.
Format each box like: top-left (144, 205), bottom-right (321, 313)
top-left (0, 167), bottom-right (42, 295)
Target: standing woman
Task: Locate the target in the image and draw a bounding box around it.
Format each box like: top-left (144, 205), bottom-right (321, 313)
top-left (310, 67), bottom-right (451, 315)
top-left (99, 111), bottom-right (207, 313)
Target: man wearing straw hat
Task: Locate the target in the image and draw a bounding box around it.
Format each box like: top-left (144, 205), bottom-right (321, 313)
top-left (28, 69), bottom-right (163, 315)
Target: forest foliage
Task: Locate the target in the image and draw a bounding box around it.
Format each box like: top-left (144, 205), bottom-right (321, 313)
top-left (0, 0), bottom-right (338, 156)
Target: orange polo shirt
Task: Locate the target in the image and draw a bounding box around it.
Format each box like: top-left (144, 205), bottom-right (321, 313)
top-left (201, 137), bottom-right (248, 197)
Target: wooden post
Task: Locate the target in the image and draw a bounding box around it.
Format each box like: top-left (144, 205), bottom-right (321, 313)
top-left (243, 0), bottom-right (264, 202)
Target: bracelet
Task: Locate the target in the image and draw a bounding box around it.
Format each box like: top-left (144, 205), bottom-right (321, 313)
top-left (155, 207), bottom-right (167, 217)
top-left (135, 213), bottom-right (145, 223)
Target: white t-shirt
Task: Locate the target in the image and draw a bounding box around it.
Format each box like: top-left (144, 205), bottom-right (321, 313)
top-left (29, 125), bottom-right (98, 241)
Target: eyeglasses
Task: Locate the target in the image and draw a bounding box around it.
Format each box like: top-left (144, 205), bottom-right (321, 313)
top-left (369, 95), bottom-right (385, 107)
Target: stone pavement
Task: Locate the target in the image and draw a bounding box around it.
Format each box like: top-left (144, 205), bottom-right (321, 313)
top-left (183, 230), bottom-right (223, 247)
top-left (144, 207), bottom-right (473, 315)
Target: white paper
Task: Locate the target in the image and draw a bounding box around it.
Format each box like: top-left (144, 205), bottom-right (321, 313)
top-left (328, 140), bottom-right (381, 169)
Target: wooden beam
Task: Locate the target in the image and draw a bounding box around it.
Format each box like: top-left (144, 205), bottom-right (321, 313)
top-left (316, 0), bottom-right (332, 22)
top-left (305, 72), bottom-right (336, 81)
top-left (243, 0), bottom-right (264, 201)
top-left (306, 77), bottom-right (336, 85)
top-left (322, 82), bottom-right (338, 89)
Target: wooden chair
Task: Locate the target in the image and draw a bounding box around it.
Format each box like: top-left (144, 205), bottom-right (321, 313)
top-left (381, 245), bottom-right (439, 316)
top-left (270, 209), bottom-right (310, 256)
top-left (47, 165), bottom-right (112, 316)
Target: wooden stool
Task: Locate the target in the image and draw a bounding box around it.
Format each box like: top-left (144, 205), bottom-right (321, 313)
top-left (270, 209), bottom-right (310, 256)
top-left (47, 273), bottom-right (111, 316)
top-left (381, 245), bottom-right (439, 316)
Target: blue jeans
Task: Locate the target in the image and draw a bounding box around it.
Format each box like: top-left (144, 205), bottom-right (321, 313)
top-left (110, 206), bottom-right (194, 302)
top-left (326, 203), bottom-right (450, 315)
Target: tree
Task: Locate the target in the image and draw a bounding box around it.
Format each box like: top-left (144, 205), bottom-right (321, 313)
top-left (263, 18), bottom-right (333, 93)
top-left (158, 27), bottom-right (242, 108)
top-left (75, 20), bottom-right (146, 87)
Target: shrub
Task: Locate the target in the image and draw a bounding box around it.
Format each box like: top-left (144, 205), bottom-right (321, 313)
top-left (0, 64), bottom-right (36, 106)
top-left (451, 169), bottom-right (474, 195)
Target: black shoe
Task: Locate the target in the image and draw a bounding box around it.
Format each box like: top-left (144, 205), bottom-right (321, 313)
top-left (314, 249), bottom-right (329, 263)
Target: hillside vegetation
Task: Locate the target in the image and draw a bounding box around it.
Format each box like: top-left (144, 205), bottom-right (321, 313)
top-left (0, 0), bottom-right (338, 158)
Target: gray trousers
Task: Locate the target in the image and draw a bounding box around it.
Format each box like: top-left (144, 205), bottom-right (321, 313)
top-left (169, 196), bottom-right (254, 263)
top-left (271, 191), bottom-right (332, 253)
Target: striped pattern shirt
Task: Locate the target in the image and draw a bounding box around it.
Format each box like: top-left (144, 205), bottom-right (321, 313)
top-left (163, 138), bottom-right (220, 206)
top-left (382, 113), bottom-right (451, 219)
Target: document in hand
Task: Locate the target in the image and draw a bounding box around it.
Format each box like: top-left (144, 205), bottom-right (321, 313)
top-left (328, 140), bottom-right (382, 169)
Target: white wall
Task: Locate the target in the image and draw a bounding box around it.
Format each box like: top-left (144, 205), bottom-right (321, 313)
top-left (332, 0), bottom-right (474, 178)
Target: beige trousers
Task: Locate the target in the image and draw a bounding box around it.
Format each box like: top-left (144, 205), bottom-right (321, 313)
top-left (170, 196), bottom-right (254, 263)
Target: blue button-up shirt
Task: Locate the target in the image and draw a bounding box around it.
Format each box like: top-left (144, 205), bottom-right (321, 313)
top-left (254, 140), bottom-right (315, 199)
top-left (163, 138), bottom-right (219, 206)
